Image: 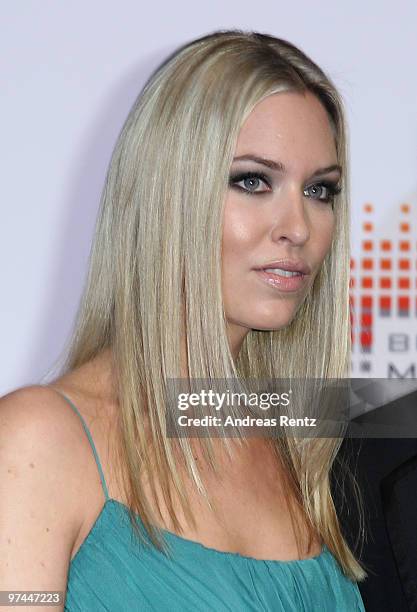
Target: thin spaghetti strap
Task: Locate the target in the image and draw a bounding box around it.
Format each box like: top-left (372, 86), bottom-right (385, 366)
top-left (50, 388), bottom-right (110, 502)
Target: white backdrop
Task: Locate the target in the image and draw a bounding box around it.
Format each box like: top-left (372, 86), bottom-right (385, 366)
top-left (1, 1), bottom-right (416, 395)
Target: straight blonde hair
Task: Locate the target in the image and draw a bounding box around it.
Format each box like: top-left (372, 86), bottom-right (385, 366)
top-left (45, 29), bottom-right (366, 581)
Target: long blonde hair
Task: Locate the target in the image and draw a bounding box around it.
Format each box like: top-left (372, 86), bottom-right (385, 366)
top-left (45, 29), bottom-right (366, 581)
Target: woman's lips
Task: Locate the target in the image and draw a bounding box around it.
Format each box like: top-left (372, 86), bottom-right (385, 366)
top-left (254, 269), bottom-right (309, 292)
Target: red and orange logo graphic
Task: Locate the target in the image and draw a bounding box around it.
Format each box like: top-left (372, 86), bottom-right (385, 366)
top-left (350, 202), bottom-right (416, 377)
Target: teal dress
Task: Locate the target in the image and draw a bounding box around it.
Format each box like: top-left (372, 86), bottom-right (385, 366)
top-left (58, 391), bottom-right (365, 611)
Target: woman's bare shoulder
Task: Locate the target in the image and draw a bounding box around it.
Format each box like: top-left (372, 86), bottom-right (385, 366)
top-left (0, 380), bottom-right (115, 518)
top-left (0, 384), bottom-right (97, 504)
top-left (0, 383), bottom-right (91, 448)
top-left (0, 383), bottom-right (101, 453)
top-left (0, 384), bottom-right (90, 589)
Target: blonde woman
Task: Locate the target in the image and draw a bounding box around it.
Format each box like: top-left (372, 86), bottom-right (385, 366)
top-left (1, 30), bottom-right (366, 610)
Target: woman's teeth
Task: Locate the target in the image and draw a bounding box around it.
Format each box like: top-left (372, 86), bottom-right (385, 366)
top-left (263, 268), bottom-right (302, 277)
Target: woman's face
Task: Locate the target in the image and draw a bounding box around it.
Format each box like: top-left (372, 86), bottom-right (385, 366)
top-left (221, 91), bottom-right (341, 355)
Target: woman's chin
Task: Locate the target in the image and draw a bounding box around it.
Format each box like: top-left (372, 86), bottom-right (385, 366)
top-left (225, 303), bottom-right (303, 335)
top-left (246, 308), bottom-right (300, 331)
top-left (249, 316), bottom-right (296, 332)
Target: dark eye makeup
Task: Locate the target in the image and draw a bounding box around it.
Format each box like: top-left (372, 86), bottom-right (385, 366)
top-left (228, 170), bottom-right (342, 206)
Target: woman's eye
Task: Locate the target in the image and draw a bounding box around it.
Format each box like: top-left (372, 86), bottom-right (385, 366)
top-left (304, 182), bottom-right (341, 204)
top-left (229, 172), bottom-right (271, 194)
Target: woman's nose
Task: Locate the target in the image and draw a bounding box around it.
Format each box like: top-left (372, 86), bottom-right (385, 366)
top-left (269, 186), bottom-right (310, 246)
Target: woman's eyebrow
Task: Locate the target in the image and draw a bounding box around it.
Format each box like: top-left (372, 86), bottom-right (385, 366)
top-left (232, 154), bottom-right (342, 179)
